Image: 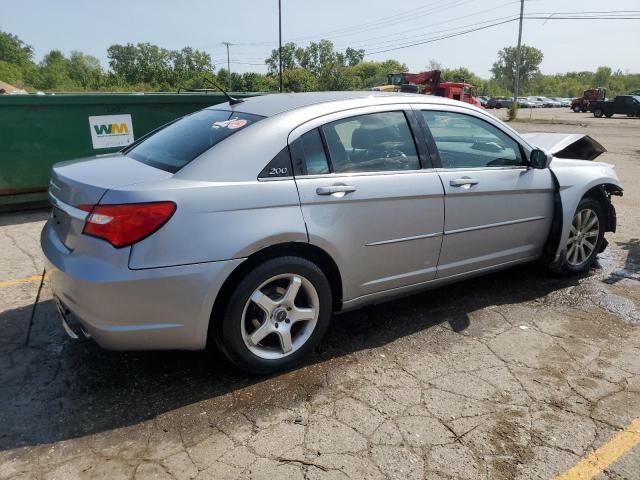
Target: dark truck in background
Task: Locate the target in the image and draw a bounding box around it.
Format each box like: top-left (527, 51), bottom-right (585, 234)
top-left (591, 95), bottom-right (640, 118)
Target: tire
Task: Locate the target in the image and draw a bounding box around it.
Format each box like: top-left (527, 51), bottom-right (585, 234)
top-left (552, 197), bottom-right (606, 274)
top-left (593, 108), bottom-right (604, 118)
top-left (220, 256), bottom-right (332, 374)
top-left (572, 105), bottom-right (582, 113)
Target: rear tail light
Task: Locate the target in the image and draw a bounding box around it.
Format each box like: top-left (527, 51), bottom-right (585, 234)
top-left (79, 202), bottom-right (176, 248)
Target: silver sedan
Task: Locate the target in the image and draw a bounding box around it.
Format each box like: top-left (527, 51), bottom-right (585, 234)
top-left (41, 92), bottom-right (623, 373)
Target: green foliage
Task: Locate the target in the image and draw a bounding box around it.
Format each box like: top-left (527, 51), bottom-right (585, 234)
top-left (106, 43), bottom-right (214, 88)
top-left (491, 45), bottom-right (544, 93)
top-left (265, 39), bottom-right (367, 91)
top-left (264, 41), bottom-right (407, 92)
top-left (1, 28), bottom-right (639, 98)
top-left (0, 30), bottom-right (34, 66)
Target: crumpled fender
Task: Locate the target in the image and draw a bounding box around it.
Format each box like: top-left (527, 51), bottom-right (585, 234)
top-left (548, 158), bottom-right (623, 264)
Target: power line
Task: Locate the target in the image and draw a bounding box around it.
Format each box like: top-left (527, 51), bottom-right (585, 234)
top-left (231, 0), bottom-right (476, 47)
top-left (335, 15), bottom-right (519, 52)
top-left (365, 18), bottom-right (520, 55)
top-left (362, 13), bottom-right (640, 56)
top-left (331, 1), bottom-right (520, 50)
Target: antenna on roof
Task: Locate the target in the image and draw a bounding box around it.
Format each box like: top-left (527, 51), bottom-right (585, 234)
top-left (203, 78), bottom-right (244, 105)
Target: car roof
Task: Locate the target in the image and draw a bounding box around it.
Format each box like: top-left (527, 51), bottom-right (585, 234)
top-left (207, 91), bottom-right (464, 117)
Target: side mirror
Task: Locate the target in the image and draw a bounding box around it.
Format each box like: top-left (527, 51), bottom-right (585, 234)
top-left (529, 149), bottom-right (549, 169)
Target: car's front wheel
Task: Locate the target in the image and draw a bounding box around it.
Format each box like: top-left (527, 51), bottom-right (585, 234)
top-left (221, 256), bottom-right (332, 374)
top-left (556, 198), bottom-right (605, 274)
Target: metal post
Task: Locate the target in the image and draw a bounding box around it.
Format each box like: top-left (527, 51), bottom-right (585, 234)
top-left (513, 0), bottom-right (525, 107)
top-left (222, 42), bottom-right (232, 91)
top-left (279, 0), bottom-right (283, 92)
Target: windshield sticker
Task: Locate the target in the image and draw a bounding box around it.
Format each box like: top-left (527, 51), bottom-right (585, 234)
top-left (212, 118), bottom-right (248, 130)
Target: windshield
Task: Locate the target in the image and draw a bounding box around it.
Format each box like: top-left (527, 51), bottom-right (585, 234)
top-left (126, 109), bottom-right (263, 173)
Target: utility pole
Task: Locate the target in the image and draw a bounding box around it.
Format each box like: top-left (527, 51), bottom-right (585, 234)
top-left (278, 0), bottom-right (283, 92)
top-left (513, 0), bottom-right (525, 109)
top-left (222, 41), bottom-right (232, 91)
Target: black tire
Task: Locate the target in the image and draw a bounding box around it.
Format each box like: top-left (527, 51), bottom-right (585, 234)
top-left (220, 256), bottom-right (332, 375)
top-left (551, 197), bottom-right (606, 275)
top-left (572, 105), bottom-right (581, 113)
top-left (593, 108), bottom-right (604, 118)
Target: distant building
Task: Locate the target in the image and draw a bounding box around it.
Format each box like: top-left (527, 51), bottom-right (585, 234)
top-left (0, 80), bottom-right (27, 94)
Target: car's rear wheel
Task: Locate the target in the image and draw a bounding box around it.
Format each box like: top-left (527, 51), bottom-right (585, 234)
top-left (572, 105), bottom-right (581, 113)
top-left (593, 108), bottom-right (604, 118)
top-left (554, 198), bottom-right (605, 274)
top-left (221, 256), bottom-right (332, 374)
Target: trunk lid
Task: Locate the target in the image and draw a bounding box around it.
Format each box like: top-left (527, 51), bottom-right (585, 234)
top-left (521, 133), bottom-right (607, 160)
top-left (48, 153), bottom-right (171, 250)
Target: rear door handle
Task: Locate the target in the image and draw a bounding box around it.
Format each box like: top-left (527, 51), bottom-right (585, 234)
top-left (449, 178), bottom-right (479, 187)
top-left (316, 185), bottom-right (357, 196)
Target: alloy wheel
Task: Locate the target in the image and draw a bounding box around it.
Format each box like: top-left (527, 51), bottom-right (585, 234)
top-left (241, 273), bottom-right (319, 360)
top-left (566, 208), bottom-right (600, 267)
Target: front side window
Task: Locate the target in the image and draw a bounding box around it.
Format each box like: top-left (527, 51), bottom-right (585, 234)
top-left (320, 111), bottom-right (420, 173)
top-left (422, 110), bottom-right (523, 169)
top-left (127, 109), bottom-right (263, 173)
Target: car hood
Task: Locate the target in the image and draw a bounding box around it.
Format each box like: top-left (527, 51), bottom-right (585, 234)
top-left (521, 133), bottom-right (606, 160)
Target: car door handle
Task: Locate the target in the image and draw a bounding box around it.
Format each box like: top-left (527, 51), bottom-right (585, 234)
top-left (449, 178), bottom-right (479, 187)
top-left (316, 185), bottom-right (357, 196)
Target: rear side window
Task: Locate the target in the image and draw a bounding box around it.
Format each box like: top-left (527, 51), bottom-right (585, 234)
top-left (321, 111), bottom-right (420, 173)
top-left (300, 129), bottom-right (330, 175)
top-left (127, 110), bottom-right (263, 173)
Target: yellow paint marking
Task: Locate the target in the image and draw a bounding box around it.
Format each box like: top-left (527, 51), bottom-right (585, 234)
top-left (555, 418), bottom-right (640, 480)
top-left (0, 274), bottom-right (48, 288)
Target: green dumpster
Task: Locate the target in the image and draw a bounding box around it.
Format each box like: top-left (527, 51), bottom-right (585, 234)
top-left (0, 92), bottom-right (257, 209)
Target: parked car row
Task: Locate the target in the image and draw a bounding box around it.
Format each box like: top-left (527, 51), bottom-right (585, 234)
top-left (484, 96), bottom-right (571, 109)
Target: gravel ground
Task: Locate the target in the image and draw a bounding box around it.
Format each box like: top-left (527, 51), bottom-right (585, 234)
top-left (0, 108), bottom-right (639, 480)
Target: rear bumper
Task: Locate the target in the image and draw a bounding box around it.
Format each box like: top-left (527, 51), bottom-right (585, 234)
top-left (42, 221), bottom-right (244, 350)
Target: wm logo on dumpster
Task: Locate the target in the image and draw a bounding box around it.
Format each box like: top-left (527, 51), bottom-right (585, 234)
top-left (88, 114), bottom-right (134, 149)
top-left (93, 123), bottom-right (130, 136)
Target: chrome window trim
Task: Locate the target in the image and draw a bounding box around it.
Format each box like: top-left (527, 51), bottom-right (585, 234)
top-left (292, 169), bottom-right (441, 180)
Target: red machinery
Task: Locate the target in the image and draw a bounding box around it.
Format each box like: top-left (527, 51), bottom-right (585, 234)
top-left (374, 70), bottom-right (481, 107)
top-left (571, 87), bottom-right (606, 113)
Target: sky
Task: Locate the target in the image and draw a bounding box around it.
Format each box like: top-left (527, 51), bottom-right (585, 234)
top-left (2, 0), bottom-right (639, 78)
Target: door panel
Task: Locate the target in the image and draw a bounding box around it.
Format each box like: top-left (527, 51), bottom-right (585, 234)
top-left (296, 172), bottom-right (444, 299)
top-left (290, 107), bottom-right (445, 301)
top-left (416, 108), bottom-right (555, 278)
top-left (436, 167), bottom-right (554, 277)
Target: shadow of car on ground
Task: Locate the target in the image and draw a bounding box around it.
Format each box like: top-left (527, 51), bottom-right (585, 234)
top-left (0, 261), bottom-right (587, 451)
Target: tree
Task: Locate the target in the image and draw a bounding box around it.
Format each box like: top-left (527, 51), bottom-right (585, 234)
top-left (107, 42), bottom-right (213, 88)
top-left (0, 30), bottom-right (34, 66)
top-left (593, 66), bottom-right (612, 88)
top-left (38, 50), bottom-right (77, 90)
top-left (490, 45), bottom-right (543, 93)
top-left (68, 51), bottom-right (105, 89)
top-left (265, 42), bottom-right (298, 75)
top-left (264, 40), bottom-right (365, 91)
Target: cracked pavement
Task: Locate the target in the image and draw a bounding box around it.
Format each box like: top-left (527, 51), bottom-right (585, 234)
top-left (1, 109), bottom-right (639, 479)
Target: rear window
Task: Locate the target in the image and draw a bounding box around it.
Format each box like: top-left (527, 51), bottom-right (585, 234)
top-left (127, 110), bottom-right (263, 172)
